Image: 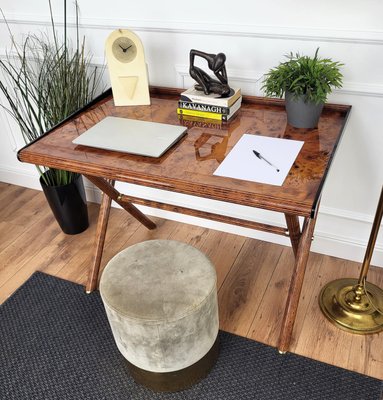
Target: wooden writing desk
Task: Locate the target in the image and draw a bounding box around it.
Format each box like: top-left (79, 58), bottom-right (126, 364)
top-left (18, 87), bottom-right (351, 352)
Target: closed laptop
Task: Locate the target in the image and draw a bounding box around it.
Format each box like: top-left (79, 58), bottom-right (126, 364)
top-left (72, 116), bottom-right (187, 158)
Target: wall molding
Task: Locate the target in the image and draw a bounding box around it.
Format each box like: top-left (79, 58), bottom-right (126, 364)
top-left (174, 64), bottom-right (264, 95)
top-left (2, 14), bottom-right (383, 98)
top-left (2, 13), bottom-right (383, 46)
top-left (2, 48), bottom-right (383, 98)
top-left (320, 205), bottom-right (378, 224)
top-left (336, 82), bottom-right (383, 98)
top-left (174, 63), bottom-right (383, 98)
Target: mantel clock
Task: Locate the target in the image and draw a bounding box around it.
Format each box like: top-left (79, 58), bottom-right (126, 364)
top-left (105, 29), bottom-right (150, 106)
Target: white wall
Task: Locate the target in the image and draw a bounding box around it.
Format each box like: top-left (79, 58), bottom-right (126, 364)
top-left (1, 0), bottom-right (382, 267)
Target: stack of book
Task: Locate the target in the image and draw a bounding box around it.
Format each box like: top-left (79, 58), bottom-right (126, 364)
top-left (177, 87), bottom-right (242, 122)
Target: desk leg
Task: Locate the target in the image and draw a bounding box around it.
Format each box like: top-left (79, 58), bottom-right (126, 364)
top-left (278, 215), bottom-right (317, 353)
top-left (84, 176), bottom-right (157, 293)
top-left (85, 181), bottom-right (114, 293)
top-left (285, 214), bottom-right (301, 258)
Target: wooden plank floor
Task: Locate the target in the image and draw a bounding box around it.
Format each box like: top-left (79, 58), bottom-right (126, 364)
top-left (1, 182), bottom-right (383, 380)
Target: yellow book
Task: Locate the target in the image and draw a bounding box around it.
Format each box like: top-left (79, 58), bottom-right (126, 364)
top-left (177, 97), bottom-right (241, 121)
top-left (177, 108), bottom-right (224, 120)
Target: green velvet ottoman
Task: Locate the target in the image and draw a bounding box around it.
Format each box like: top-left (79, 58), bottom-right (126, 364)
top-left (99, 239), bottom-right (219, 392)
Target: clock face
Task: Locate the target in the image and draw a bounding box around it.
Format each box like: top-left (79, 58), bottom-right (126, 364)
top-left (111, 37), bottom-right (137, 63)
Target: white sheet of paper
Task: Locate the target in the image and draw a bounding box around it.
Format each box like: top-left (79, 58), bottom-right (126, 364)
top-left (213, 134), bottom-right (304, 186)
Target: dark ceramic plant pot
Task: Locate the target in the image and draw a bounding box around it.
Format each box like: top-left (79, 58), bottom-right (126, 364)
top-left (40, 172), bottom-right (89, 235)
top-left (285, 91), bottom-right (324, 129)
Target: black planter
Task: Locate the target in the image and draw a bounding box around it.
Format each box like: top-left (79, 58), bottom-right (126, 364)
top-left (40, 173), bottom-right (89, 235)
top-left (285, 91), bottom-right (324, 129)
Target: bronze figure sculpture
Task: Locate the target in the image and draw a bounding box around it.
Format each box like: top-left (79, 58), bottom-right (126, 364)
top-left (189, 49), bottom-right (232, 97)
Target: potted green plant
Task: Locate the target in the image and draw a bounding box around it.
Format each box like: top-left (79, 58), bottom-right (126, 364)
top-left (262, 48), bottom-right (343, 128)
top-left (0, 1), bottom-right (104, 234)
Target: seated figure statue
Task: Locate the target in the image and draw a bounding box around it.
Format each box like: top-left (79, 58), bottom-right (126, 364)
top-left (189, 49), bottom-right (232, 97)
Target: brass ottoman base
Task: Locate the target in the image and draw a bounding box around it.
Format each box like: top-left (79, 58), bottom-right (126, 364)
top-left (126, 336), bottom-right (220, 392)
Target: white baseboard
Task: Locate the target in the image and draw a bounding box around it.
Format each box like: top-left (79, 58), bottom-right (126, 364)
top-left (2, 167), bottom-right (382, 268)
top-left (0, 164), bottom-right (42, 190)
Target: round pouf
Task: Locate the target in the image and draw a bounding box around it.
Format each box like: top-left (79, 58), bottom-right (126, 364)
top-left (99, 239), bottom-right (219, 392)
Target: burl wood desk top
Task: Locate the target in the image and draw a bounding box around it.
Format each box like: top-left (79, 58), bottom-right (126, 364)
top-left (18, 87), bottom-right (351, 218)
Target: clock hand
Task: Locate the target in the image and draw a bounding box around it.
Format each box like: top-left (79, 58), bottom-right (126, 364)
top-left (119, 44), bottom-right (133, 53)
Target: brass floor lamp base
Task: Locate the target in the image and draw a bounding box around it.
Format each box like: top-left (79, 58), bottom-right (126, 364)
top-left (319, 278), bottom-right (383, 334)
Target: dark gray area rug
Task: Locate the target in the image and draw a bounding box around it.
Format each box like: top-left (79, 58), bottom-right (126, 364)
top-left (1, 272), bottom-right (382, 400)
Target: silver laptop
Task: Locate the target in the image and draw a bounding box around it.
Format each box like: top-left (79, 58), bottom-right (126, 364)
top-left (72, 116), bottom-right (187, 158)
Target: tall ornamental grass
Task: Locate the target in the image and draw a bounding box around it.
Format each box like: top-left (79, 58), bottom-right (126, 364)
top-left (0, 0), bottom-right (104, 186)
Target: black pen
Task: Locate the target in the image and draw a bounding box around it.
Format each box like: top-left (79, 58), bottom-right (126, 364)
top-left (252, 150), bottom-right (280, 172)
